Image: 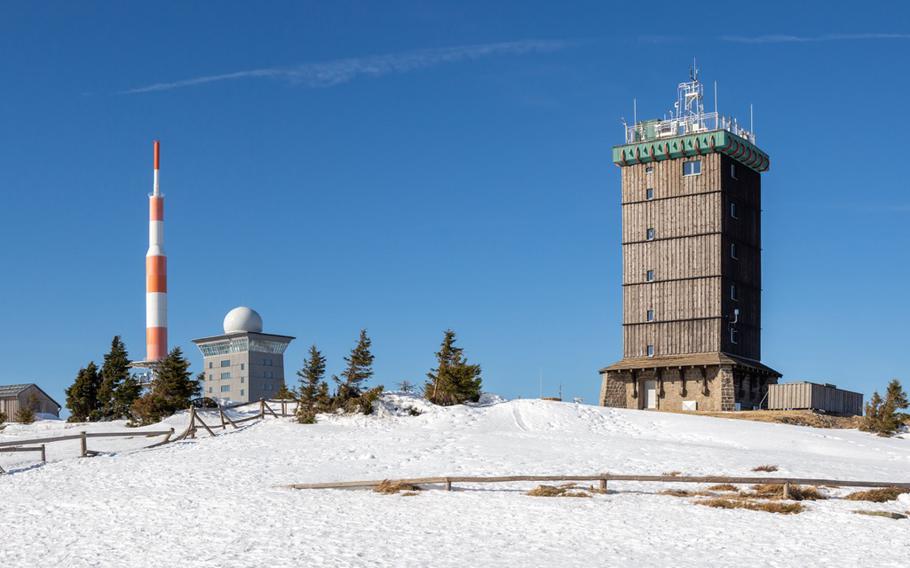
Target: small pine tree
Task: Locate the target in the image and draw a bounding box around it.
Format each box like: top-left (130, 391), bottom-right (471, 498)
top-left (131, 348), bottom-right (200, 425)
top-left (97, 336), bottom-right (134, 420)
top-left (15, 393), bottom-right (39, 424)
top-left (397, 380), bottom-right (415, 394)
top-left (862, 379), bottom-right (909, 436)
top-left (65, 362), bottom-right (102, 422)
top-left (275, 383), bottom-right (295, 400)
top-left (297, 345), bottom-right (327, 407)
top-left (337, 330), bottom-right (375, 404)
top-left (425, 330), bottom-right (482, 406)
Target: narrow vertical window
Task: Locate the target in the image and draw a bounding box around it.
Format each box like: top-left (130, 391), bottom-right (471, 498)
top-left (730, 163), bottom-right (737, 180)
top-left (646, 309), bottom-right (654, 322)
top-left (730, 283), bottom-right (738, 301)
top-left (646, 270), bottom-right (655, 282)
top-left (646, 228), bottom-right (655, 241)
top-left (730, 242), bottom-right (738, 259)
top-left (730, 202), bottom-right (738, 219)
top-left (730, 328), bottom-right (739, 344)
top-left (646, 188), bottom-right (654, 200)
top-left (646, 166), bottom-right (654, 175)
top-left (646, 344), bottom-right (655, 357)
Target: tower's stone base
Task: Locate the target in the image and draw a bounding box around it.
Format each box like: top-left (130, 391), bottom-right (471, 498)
top-left (599, 354), bottom-right (780, 412)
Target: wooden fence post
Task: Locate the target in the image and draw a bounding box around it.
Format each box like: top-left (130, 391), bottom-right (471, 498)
top-left (219, 409), bottom-right (227, 430)
top-left (188, 407), bottom-right (197, 439)
top-left (783, 481), bottom-right (791, 500)
top-left (445, 477), bottom-right (452, 491)
top-left (260, 399), bottom-right (265, 419)
top-left (599, 478), bottom-right (607, 492)
top-left (79, 431), bottom-right (88, 457)
top-left (40, 444), bottom-right (46, 463)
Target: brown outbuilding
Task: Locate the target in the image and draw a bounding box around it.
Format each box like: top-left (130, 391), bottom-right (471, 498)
top-left (0, 384), bottom-right (61, 420)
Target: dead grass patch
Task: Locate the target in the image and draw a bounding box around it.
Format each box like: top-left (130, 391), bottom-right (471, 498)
top-left (527, 484), bottom-right (591, 498)
top-left (752, 464), bottom-right (779, 472)
top-left (745, 484), bottom-right (826, 501)
top-left (708, 484), bottom-right (739, 492)
top-left (853, 510), bottom-right (908, 520)
top-left (373, 480), bottom-right (422, 494)
top-left (845, 488), bottom-right (910, 503)
top-left (697, 498), bottom-right (804, 514)
top-left (662, 471), bottom-right (682, 477)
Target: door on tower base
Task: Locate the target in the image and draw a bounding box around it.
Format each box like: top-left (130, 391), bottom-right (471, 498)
top-left (644, 380), bottom-right (658, 410)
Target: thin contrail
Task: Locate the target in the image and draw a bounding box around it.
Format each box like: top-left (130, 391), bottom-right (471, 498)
top-left (120, 39), bottom-right (573, 95)
top-left (720, 33), bottom-right (910, 44)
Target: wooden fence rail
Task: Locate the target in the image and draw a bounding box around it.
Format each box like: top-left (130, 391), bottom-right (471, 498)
top-left (0, 398), bottom-right (287, 474)
top-left (285, 473), bottom-right (910, 495)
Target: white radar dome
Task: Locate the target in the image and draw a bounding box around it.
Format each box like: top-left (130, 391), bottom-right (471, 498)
top-left (223, 306), bottom-right (263, 334)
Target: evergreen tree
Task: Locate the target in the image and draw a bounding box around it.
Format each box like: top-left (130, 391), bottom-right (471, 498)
top-left (297, 345), bottom-right (327, 406)
top-left (337, 330), bottom-right (374, 403)
top-left (131, 348), bottom-right (200, 425)
top-left (862, 379), bottom-right (909, 436)
top-left (397, 380), bottom-right (416, 394)
top-left (425, 330), bottom-right (482, 406)
top-left (65, 362), bottom-right (102, 422)
top-left (15, 395), bottom-right (37, 424)
top-left (97, 336), bottom-right (134, 420)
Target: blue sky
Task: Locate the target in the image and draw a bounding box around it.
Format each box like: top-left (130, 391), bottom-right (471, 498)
top-left (1, 1), bottom-right (908, 408)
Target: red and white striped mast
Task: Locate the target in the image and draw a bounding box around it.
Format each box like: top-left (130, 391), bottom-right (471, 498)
top-left (146, 140), bottom-right (167, 363)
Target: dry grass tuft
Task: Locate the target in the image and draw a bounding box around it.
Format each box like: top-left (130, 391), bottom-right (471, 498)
top-left (752, 464), bottom-right (779, 472)
top-left (373, 480), bottom-right (422, 494)
top-left (662, 471), bottom-right (682, 477)
top-left (845, 488), bottom-right (910, 503)
top-left (745, 484), bottom-right (826, 501)
top-left (708, 484), bottom-right (739, 492)
top-left (400, 491), bottom-right (420, 497)
top-left (527, 484), bottom-right (591, 498)
top-left (853, 510), bottom-right (907, 520)
top-left (661, 489), bottom-right (695, 497)
top-left (697, 498), bottom-right (804, 514)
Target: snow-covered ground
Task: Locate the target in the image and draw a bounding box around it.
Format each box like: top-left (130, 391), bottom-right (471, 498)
top-left (1, 395), bottom-right (908, 567)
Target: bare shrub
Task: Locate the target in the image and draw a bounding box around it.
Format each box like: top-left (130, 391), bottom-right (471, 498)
top-left (845, 488), bottom-right (910, 503)
top-left (708, 484), bottom-right (739, 492)
top-left (746, 484), bottom-right (826, 501)
top-left (374, 480), bottom-right (422, 495)
top-left (697, 498), bottom-right (804, 514)
top-left (527, 485), bottom-right (591, 498)
top-left (752, 464), bottom-right (778, 472)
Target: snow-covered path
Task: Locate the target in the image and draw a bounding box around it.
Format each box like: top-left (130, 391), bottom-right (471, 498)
top-left (1, 397), bottom-right (908, 567)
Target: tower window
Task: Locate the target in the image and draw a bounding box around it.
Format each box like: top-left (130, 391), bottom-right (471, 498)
top-left (240, 389), bottom-right (245, 396)
top-left (647, 309), bottom-right (654, 322)
top-left (240, 363), bottom-right (245, 370)
top-left (730, 202), bottom-right (738, 219)
top-left (220, 360), bottom-right (230, 367)
top-left (683, 160), bottom-right (702, 176)
top-left (730, 164), bottom-right (738, 180)
top-left (208, 386), bottom-right (212, 393)
top-left (208, 362), bottom-right (213, 369)
top-left (730, 242), bottom-right (738, 259)
top-left (221, 372), bottom-right (232, 380)
top-left (646, 188), bottom-right (654, 200)
top-left (730, 328), bottom-right (739, 344)
top-left (646, 166), bottom-right (653, 174)
top-left (730, 283), bottom-right (738, 301)
top-left (646, 228), bottom-right (655, 241)
top-left (220, 385), bottom-right (230, 393)
top-left (646, 344), bottom-right (654, 357)
top-left (646, 270), bottom-right (655, 282)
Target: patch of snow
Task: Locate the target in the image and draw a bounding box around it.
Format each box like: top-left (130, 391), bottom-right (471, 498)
top-left (1, 396), bottom-right (908, 566)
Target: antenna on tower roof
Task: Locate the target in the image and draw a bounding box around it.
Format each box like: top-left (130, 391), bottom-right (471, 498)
top-left (690, 57), bottom-right (698, 81)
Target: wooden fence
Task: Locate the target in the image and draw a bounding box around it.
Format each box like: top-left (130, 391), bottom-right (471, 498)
top-left (286, 473), bottom-right (910, 498)
top-left (0, 398), bottom-right (297, 474)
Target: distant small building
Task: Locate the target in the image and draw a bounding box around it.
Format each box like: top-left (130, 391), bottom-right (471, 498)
top-left (767, 382), bottom-right (863, 416)
top-left (0, 384), bottom-right (61, 420)
top-left (192, 307), bottom-right (294, 405)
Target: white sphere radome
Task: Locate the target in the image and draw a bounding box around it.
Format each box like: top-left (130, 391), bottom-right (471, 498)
top-left (223, 306), bottom-right (263, 334)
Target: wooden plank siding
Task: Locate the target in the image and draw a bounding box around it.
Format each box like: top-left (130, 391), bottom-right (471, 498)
top-left (618, 151), bottom-right (764, 361)
top-left (768, 383), bottom-right (863, 416)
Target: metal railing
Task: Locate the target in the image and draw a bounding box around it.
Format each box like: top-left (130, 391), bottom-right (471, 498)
top-left (624, 112), bottom-right (755, 145)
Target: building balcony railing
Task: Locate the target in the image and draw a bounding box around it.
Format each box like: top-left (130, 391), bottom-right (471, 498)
top-left (624, 112), bottom-right (755, 145)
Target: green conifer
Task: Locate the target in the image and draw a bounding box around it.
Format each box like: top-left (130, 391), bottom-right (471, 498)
top-left (97, 336), bottom-right (135, 420)
top-left (425, 330), bottom-right (482, 406)
top-left (337, 330), bottom-right (374, 403)
top-left (131, 348), bottom-right (200, 425)
top-left (297, 345), bottom-right (327, 406)
top-left (65, 362), bottom-right (101, 422)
